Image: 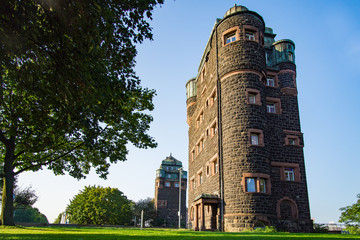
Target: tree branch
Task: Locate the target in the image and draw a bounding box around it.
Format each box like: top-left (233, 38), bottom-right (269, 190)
top-left (14, 141), bottom-right (85, 176)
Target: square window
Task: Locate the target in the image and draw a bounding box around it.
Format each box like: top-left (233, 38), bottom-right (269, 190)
top-left (246, 178), bottom-right (256, 192)
top-left (245, 31), bottom-right (255, 41)
top-left (251, 133), bottom-right (259, 145)
top-left (175, 182), bottom-right (179, 187)
top-left (165, 182), bottom-right (170, 187)
top-left (266, 78), bottom-right (275, 87)
top-left (267, 103), bottom-right (276, 113)
top-left (225, 33), bottom-right (236, 44)
top-left (288, 138), bottom-right (296, 145)
top-left (285, 168), bottom-right (295, 181)
top-left (248, 94), bottom-right (256, 104)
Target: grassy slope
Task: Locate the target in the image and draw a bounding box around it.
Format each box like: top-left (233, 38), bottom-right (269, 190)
top-left (0, 227), bottom-right (359, 240)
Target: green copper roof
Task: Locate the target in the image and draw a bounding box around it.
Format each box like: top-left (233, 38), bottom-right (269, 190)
top-left (161, 154), bottom-right (183, 167)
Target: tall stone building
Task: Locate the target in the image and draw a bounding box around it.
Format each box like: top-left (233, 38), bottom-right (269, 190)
top-left (154, 154), bottom-right (187, 226)
top-left (186, 5), bottom-right (312, 232)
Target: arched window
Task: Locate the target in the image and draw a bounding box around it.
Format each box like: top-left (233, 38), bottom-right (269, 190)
top-left (277, 197), bottom-right (298, 219)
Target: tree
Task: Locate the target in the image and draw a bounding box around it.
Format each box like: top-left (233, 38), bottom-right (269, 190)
top-left (13, 207), bottom-right (48, 224)
top-left (339, 194), bottom-right (360, 234)
top-left (132, 197), bottom-right (161, 226)
top-left (67, 186), bottom-right (132, 225)
top-left (13, 186), bottom-right (38, 208)
top-left (0, 0), bottom-right (163, 225)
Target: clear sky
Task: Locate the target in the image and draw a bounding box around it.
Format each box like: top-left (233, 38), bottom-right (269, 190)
top-left (18, 0), bottom-right (360, 224)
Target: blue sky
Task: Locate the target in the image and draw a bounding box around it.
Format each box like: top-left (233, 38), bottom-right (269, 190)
top-left (19, 0), bottom-right (360, 224)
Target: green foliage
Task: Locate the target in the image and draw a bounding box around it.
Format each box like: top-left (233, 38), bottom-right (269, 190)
top-left (13, 207), bottom-right (48, 224)
top-left (0, 0), bottom-right (163, 225)
top-left (313, 223), bottom-right (329, 233)
top-left (242, 226), bottom-right (277, 233)
top-left (53, 213), bottom-right (63, 224)
top-left (132, 197), bottom-right (161, 226)
top-left (67, 186), bottom-right (132, 225)
top-left (14, 186), bottom-right (38, 208)
top-left (339, 194), bottom-right (360, 234)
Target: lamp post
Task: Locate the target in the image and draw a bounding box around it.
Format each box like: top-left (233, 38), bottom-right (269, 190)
top-left (178, 167), bottom-right (183, 229)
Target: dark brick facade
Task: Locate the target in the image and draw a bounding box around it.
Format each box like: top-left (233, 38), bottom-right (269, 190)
top-left (154, 155), bottom-right (187, 227)
top-left (186, 5), bottom-right (312, 232)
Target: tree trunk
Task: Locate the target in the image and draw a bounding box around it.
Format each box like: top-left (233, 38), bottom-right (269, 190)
top-left (1, 139), bottom-right (15, 226)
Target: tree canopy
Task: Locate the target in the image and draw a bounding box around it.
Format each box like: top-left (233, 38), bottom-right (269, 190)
top-left (339, 194), bottom-right (360, 234)
top-left (0, 0), bottom-right (163, 225)
top-left (67, 186), bottom-right (132, 225)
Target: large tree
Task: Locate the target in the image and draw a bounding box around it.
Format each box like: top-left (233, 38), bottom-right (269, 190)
top-left (0, 0), bottom-right (163, 225)
top-left (67, 186), bottom-right (132, 225)
top-left (339, 194), bottom-right (360, 234)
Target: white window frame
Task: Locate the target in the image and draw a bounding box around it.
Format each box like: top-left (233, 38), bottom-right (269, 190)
top-left (267, 103), bottom-right (276, 113)
top-left (266, 78), bottom-right (275, 87)
top-left (225, 33), bottom-right (236, 44)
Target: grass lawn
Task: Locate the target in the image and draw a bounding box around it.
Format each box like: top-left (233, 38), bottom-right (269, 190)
top-left (0, 227), bottom-right (359, 240)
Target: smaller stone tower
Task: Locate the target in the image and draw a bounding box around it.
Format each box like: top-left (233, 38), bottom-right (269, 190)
top-left (154, 154), bottom-right (187, 226)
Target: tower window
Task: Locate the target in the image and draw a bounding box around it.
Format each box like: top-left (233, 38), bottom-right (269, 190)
top-left (243, 25), bottom-right (258, 42)
top-left (266, 97), bottom-right (281, 114)
top-left (246, 88), bottom-right (261, 105)
top-left (271, 162), bottom-right (301, 182)
top-left (222, 26), bottom-right (240, 46)
top-left (248, 129), bottom-right (264, 147)
top-left (288, 138), bottom-right (296, 145)
top-left (245, 31), bottom-right (255, 41)
top-left (266, 78), bottom-right (275, 87)
top-left (251, 133), bottom-right (259, 145)
top-left (242, 173), bottom-right (271, 194)
top-left (267, 103), bottom-right (276, 113)
top-left (259, 178), bottom-right (267, 193)
top-left (246, 178), bottom-right (256, 192)
top-left (225, 33), bottom-right (236, 44)
top-left (248, 93), bottom-right (256, 104)
top-left (285, 168), bottom-right (295, 181)
top-left (284, 132), bottom-right (301, 146)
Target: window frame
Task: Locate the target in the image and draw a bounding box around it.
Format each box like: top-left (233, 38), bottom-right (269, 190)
top-left (222, 26), bottom-right (240, 46)
top-left (248, 129), bottom-right (264, 147)
top-left (271, 162), bottom-right (301, 182)
top-left (242, 173), bottom-right (271, 194)
top-left (246, 88), bottom-right (261, 106)
top-left (243, 25), bottom-right (259, 43)
top-left (266, 97), bottom-right (281, 114)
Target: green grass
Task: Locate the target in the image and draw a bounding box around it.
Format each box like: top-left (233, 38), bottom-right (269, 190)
top-left (0, 226), bottom-right (359, 240)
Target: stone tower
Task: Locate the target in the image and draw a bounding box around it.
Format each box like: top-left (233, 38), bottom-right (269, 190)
top-left (154, 154), bottom-right (187, 226)
top-left (186, 5), bottom-right (312, 232)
